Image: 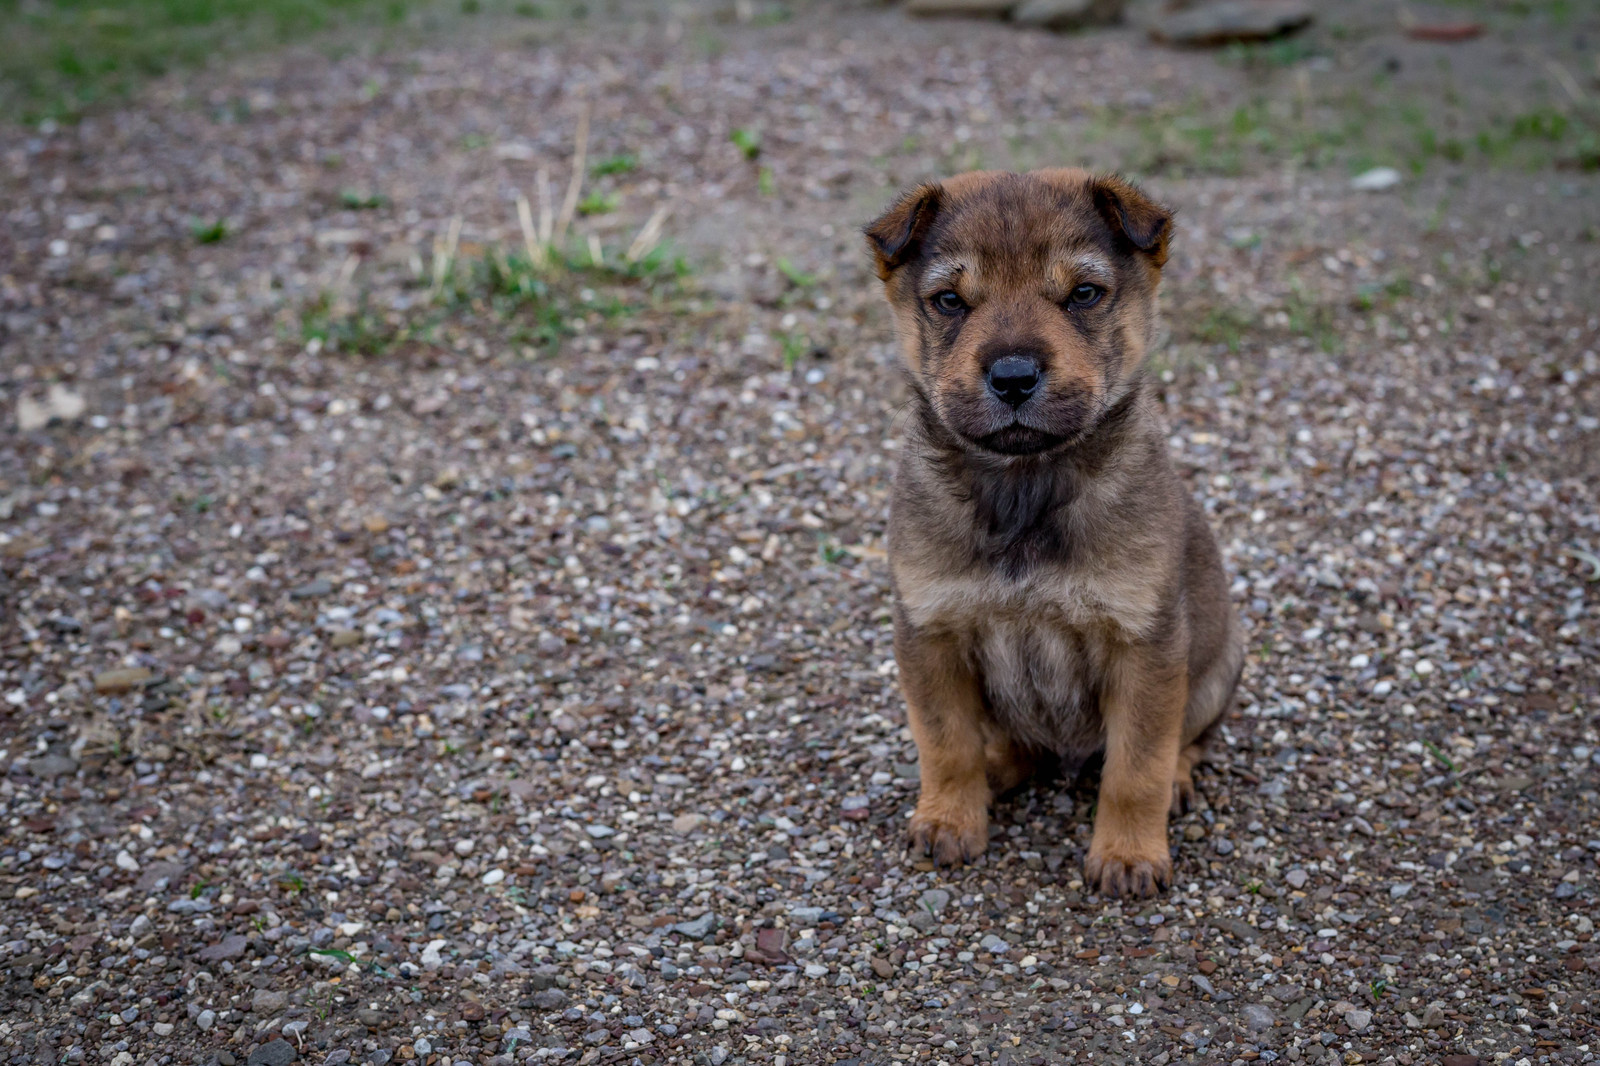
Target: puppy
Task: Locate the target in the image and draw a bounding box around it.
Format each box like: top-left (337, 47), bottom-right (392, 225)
top-left (865, 169), bottom-right (1244, 898)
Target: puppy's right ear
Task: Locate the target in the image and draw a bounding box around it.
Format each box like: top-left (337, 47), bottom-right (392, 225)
top-left (864, 183), bottom-right (942, 280)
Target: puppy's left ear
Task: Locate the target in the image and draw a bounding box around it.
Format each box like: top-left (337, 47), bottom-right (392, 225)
top-left (864, 182), bottom-right (943, 280)
top-left (1092, 175), bottom-right (1172, 270)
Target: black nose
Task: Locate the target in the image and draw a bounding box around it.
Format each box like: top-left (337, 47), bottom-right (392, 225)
top-left (986, 355), bottom-right (1042, 407)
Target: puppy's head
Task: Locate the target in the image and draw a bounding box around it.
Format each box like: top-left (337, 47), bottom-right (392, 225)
top-left (865, 169), bottom-right (1170, 456)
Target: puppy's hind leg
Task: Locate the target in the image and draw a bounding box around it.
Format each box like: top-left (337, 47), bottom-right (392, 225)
top-left (985, 735), bottom-right (1035, 798)
top-left (1173, 623), bottom-right (1244, 816)
top-left (1170, 738), bottom-right (1206, 816)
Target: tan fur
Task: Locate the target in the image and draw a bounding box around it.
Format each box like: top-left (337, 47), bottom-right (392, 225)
top-left (865, 169), bottom-right (1245, 898)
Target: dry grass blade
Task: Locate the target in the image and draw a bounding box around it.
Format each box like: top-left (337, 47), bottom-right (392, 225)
top-left (516, 194), bottom-right (546, 270)
top-left (536, 166), bottom-right (554, 246)
top-left (1535, 53), bottom-right (1587, 107)
top-left (552, 106), bottom-right (590, 251)
top-left (430, 216), bottom-right (462, 298)
top-left (331, 253), bottom-right (361, 316)
top-left (625, 204), bottom-right (673, 264)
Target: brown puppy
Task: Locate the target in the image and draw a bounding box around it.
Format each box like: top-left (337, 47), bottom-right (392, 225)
top-left (865, 169), bottom-right (1244, 899)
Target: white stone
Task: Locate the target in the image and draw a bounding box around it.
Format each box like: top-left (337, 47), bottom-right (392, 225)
top-left (1351, 167), bottom-right (1402, 192)
top-left (16, 384), bottom-right (87, 431)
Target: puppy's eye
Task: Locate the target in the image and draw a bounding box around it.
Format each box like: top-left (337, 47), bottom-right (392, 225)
top-left (931, 291), bottom-right (968, 316)
top-left (1066, 283), bottom-right (1104, 309)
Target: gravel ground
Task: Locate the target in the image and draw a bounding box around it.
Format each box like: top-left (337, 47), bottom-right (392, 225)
top-left (3, 3), bottom-right (1599, 1065)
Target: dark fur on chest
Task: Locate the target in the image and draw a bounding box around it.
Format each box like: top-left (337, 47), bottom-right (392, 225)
top-left (910, 384), bottom-right (1143, 578)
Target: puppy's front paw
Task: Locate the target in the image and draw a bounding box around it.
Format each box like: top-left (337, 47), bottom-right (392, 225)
top-left (908, 803), bottom-right (988, 867)
top-left (1083, 843), bottom-right (1172, 899)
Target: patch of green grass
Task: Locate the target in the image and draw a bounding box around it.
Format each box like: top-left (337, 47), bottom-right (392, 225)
top-left (0, 0), bottom-right (603, 123)
top-left (301, 293), bottom-right (408, 356)
top-left (1188, 304), bottom-right (1256, 352)
top-left (591, 153), bottom-right (638, 176)
top-left (690, 27), bottom-right (726, 58)
top-left (1283, 279), bottom-right (1341, 354)
top-left (744, 1), bottom-right (792, 26)
top-left (190, 217), bottom-right (229, 244)
top-left (1422, 739), bottom-right (1456, 772)
top-left (757, 167), bottom-right (775, 197)
top-left (339, 188), bottom-right (388, 210)
top-left (1080, 85), bottom-right (1599, 182)
top-left (1432, 0), bottom-right (1573, 21)
top-left (819, 541), bottom-right (851, 565)
top-left (2, 0), bottom-right (395, 122)
top-left (1351, 276), bottom-right (1413, 312)
top-left (303, 230), bottom-right (693, 358)
top-left (781, 331), bottom-right (809, 371)
top-left (775, 257), bottom-right (814, 289)
top-left (730, 127), bottom-right (762, 161)
top-left (576, 190), bottom-right (618, 216)
top-left (1473, 107), bottom-right (1600, 171)
top-left (1220, 36), bottom-right (1323, 68)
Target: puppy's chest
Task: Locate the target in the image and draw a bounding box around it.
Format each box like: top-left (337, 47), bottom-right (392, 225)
top-left (898, 565), bottom-right (1161, 641)
top-left (969, 616), bottom-right (1110, 756)
top-left (899, 569), bottom-right (1153, 756)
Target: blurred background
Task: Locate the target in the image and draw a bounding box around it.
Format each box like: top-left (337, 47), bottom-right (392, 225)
top-left (2, 1), bottom-right (1598, 1063)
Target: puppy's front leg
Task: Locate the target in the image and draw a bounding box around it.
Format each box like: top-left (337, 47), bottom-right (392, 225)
top-left (899, 628), bottom-right (990, 867)
top-left (1085, 654), bottom-right (1186, 898)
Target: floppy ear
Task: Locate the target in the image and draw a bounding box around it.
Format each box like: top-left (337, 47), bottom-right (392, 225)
top-left (864, 182), bottom-right (943, 280)
top-left (1092, 175), bottom-right (1172, 270)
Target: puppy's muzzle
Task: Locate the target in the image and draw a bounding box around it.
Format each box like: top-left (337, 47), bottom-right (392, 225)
top-left (985, 355), bottom-right (1042, 408)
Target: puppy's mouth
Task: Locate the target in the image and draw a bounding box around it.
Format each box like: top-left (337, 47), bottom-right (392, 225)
top-left (968, 422), bottom-right (1066, 456)
top-left (933, 388), bottom-right (1100, 457)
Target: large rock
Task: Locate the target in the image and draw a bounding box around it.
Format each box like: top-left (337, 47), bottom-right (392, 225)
top-left (528, 989), bottom-right (569, 1010)
top-left (27, 754), bottom-right (78, 779)
top-left (198, 935), bottom-right (249, 963)
top-left (672, 913), bottom-right (718, 939)
top-left (1151, 0), bottom-right (1312, 45)
top-left (251, 989), bottom-right (288, 1014)
top-left (93, 667), bottom-right (154, 693)
top-left (246, 1040), bottom-right (296, 1066)
top-left (906, 0), bottom-right (1017, 17)
top-left (1241, 1003), bottom-right (1276, 1032)
top-left (1012, 0), bottom-right (1123, 30)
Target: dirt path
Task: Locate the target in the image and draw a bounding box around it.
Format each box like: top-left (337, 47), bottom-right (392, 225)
top-left (2, 2), bottom-right (1598, 1064)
